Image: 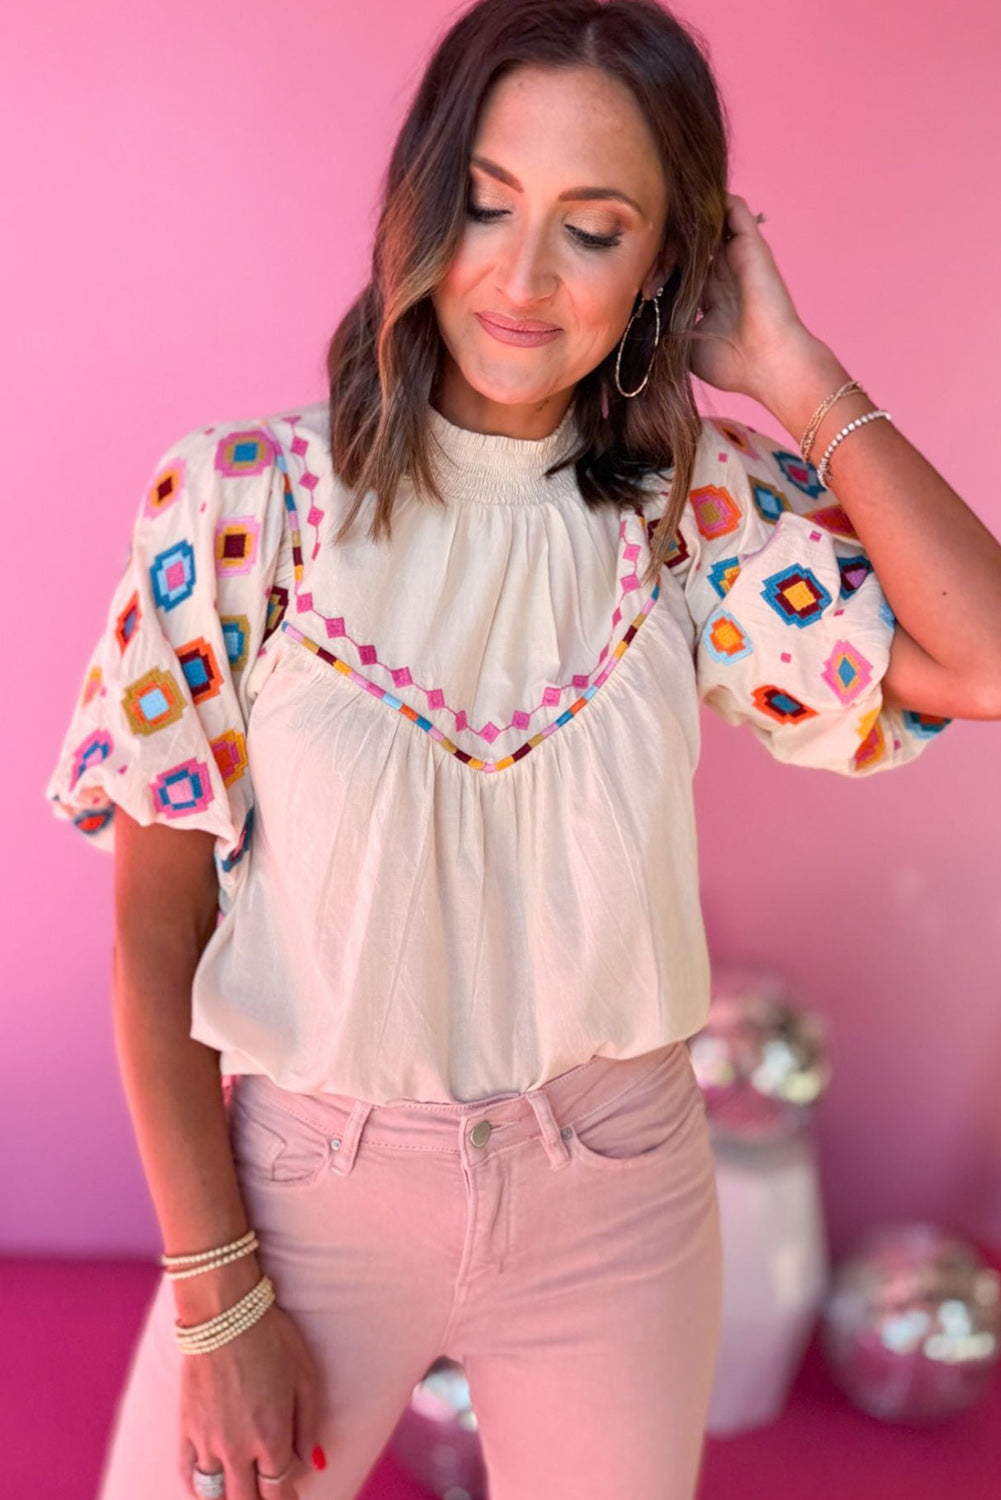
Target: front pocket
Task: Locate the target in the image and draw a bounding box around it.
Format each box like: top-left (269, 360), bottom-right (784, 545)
top-left (564, 1048), bottom-right (704, 1170)
top-left (228, 1090), bottom-right (330, 1188)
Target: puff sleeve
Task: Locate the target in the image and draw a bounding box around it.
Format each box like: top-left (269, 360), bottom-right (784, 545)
top-left (659, 415), bottom-right (952, 775)
top-left (43, 417), bottom-right (290, 896)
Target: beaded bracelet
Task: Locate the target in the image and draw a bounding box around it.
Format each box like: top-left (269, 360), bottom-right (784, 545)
top-left (174, 1273), bottom-right (277, 1355)
top-left (800, 379), bottom-right (866, 462)
top-left (161, 1227), bottom-right (259, 1279)
top-left (816, 409), bottom-right (893, 488)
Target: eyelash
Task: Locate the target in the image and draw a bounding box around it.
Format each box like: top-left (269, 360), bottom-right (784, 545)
top-left (465, 202), bottom-right (623, 251)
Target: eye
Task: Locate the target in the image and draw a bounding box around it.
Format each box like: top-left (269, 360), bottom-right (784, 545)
top-left (465, 201), bottom-right (623, 251)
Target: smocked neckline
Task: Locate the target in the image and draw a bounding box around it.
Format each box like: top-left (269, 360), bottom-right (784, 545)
top-left (423, 400), bottom-right (581, 507)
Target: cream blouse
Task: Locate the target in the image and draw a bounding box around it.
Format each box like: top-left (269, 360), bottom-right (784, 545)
top-left (45, 399), bottom-right (951, 1103)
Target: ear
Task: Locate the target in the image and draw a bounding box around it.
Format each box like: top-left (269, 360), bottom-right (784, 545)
top-left (641, 250), bottom-right (678, 300)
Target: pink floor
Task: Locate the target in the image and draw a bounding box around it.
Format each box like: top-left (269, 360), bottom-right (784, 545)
top-left (5, 1251), bottom-right (999, 1499)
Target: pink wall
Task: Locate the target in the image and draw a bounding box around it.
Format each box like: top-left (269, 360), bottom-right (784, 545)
top-left (6, 2), bottom-right (1000, 1259)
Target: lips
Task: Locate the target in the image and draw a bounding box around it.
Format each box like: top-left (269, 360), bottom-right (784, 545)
top-left (478, 312), bottom-right (562, 333)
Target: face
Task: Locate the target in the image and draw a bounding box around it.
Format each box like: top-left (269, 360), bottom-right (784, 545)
top-left (429, 63), bottom-right (673, 440)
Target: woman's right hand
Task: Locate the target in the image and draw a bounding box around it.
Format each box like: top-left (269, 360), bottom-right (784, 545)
top-left (178, 1301), bottom-right (325, 1500)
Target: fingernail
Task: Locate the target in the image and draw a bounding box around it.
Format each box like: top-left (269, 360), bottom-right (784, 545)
top-left (311, 1444), bottom-right (327, 1470)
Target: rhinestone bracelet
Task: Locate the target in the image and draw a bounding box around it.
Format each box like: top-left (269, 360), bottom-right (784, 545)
top-left (816, 409), bottom-right (893, 488)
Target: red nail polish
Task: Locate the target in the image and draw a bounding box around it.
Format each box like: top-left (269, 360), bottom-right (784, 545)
top-left (311, 1444), bottom-right (327, 1470)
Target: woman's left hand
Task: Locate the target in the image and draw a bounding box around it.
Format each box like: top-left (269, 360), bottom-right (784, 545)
top-left (687, 193), bottom-right (815, 401)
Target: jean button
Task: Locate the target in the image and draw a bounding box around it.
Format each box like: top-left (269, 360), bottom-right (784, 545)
top-left (469, 1120), bottom-right (493, 1147)
top-left (561, 1126), bottom-right (573, 1140)
top-left (329, 1137), bottom-right (341, 1151)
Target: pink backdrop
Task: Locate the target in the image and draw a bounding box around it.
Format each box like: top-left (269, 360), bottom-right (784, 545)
top-left (6, 2), bottom-right (1000, 1259)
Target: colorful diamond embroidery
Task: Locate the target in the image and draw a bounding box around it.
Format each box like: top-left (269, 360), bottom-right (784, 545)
top-left (214, 429), bottom-right (277, 478)
top-left (150, 758), bottom-right (215, 818)
top-left (70, 728), bottom-right (113, 790)
top-left (706, 555), bottom-right (741, 600)
top-left (122, 667), bottom-right (187, 736)
top-left (266, 585), bottom-right (289, 639)
top-left (151, 538), bottom-right (196, 611)
top-left (82, 663), bottom-right (103, 708)
top-left (838, 555), bottom-right (873, 598)
top-left (73, 804), bottom-right (115, 838)
top-left (219, 805), bottom-right (254, 872)
top-left (751, 685), bottom-right (818, 726)
top-left (177, 637), bottom-right (224, 704)
top-left (852, 717), bottom-right (888, 772)
top-left (748, 478), bottom-right (790, 525)
top-left (701, 610), bottom-right (753, 664)
top-left (773, 448), bottom-right (825, 499)
top-left (215, 518), bottom-right (260, 577)
top-left (211, 729), bottom-right (248, 788)
top-left (220, 614), bottom-right (251, 671)
top-left (690, 484), bottom-right (742, 539)
top-left (805, 503), bottom-right (857, 540)
top-left (115, 591), bottom-right (141, 654)
top-left (709, 417), bottom-right (757, 457)
top-left (821, 641), bottom-right (875, 703)
top-left (144, 457), bottom-right (185, 520)
top-left (901, 709), bottom-right (952, 738)
top-left (761, 563), bottom-right (832, 627)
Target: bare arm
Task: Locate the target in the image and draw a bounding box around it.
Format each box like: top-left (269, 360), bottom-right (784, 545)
top-left (111, 807), bottom-right (261, 1325)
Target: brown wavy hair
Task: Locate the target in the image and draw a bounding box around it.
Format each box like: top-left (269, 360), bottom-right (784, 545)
top-left (325, 0), bottom-right (733, 593)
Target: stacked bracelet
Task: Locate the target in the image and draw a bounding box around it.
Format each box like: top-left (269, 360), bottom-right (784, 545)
top-left (161, 1228), bottom-right (271, 1353)
top-left (798, 376), bottom-right (894, 489)
top-left (174, 1274), bottom-right (277, 1355)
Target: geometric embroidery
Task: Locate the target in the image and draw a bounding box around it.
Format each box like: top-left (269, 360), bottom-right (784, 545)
top-left (115, 590), bottom-right (141, 654)
top-left (69, 727), bottom-right (113, 790)
top-left (122, 667), bottom-right (187, 736)
top-left (772, 448), bottom-right (825, 499)
top-left (901, 708), bottom-right (953, 738)
top-left (748, 477), bottom-right (790, 525)
top-left (151, 538), bottom-right (196, 611)
top-left (820, 640), bottom-right (875, 703)
top-left (708, 417), bottom-right (757, 458)
top-left (177, 636), bottom-right (224, 704)
top-left (143, 456), bottom-right (185, 520)
top-left (220, 614), bottom-right (251, 672)
top-left (82, 663), bottom-right (103, 708)
top-left (219, 803), bottom-right (254, 872)
top-left (701, 610), bottom-right (753, 663)
top-left (72, 803), bottom-right (116, 839)
top-left (707, 555), bottom-right (741, 600)
top-left (838, 554), bottom-right (873, 599)
top-left (852, 716), bottom-right (888, 773)
top-left (805, 503), bottom-right (857, 540)
top-left (214, 429), bottom-right (277, 479)
top-left (150, 757), bottom-right (215, 819)
top-left (215, 517), bottom-right (260, 578)
top-left (690, 484), bottom-right (741, 539)
top-left (751, 684), bottom-right (818, 725)
top-left (661, 522), bottom-right (690, 570)
top-left (266, 584), bottom-right (289, 640)
top-left (210, 728), bottom-right (248, 788)
top-left (279, 577), bottom-right (663, 775)
top-left (761, 563), bottom-right (832, 627)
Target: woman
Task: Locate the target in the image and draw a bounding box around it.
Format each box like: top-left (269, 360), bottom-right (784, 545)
top-left (44, 2), bottom-right (1001, 1498)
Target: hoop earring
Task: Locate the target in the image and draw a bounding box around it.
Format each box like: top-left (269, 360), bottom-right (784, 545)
top-left (613, 284), bottom-right (664, 398)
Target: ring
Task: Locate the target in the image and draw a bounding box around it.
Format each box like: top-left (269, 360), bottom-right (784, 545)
top-left (256, 1456), bottom-right (297, 1484)
top-left (192, 1467), bottom-right (226, 1499)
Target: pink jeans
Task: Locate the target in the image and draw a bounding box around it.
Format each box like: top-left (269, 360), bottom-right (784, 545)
top-left (98, 1039), bottom-right (722, 1500)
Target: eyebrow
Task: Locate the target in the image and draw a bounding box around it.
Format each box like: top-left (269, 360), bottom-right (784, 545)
top-left (470, 154), bottom-right (645, 217)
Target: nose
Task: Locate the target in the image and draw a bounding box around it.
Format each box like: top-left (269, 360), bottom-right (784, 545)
top-left (494, 229), bottom-right (559, 312)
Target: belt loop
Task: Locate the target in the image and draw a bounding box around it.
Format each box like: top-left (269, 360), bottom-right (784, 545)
top-left (329, 1099), bottom-right (374, 1176)
top-left (525, 1090), bottom-right (572, 1171)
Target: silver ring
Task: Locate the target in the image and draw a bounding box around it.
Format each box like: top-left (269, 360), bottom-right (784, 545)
top-left (192, 1466), bottom-right (226, 1499)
